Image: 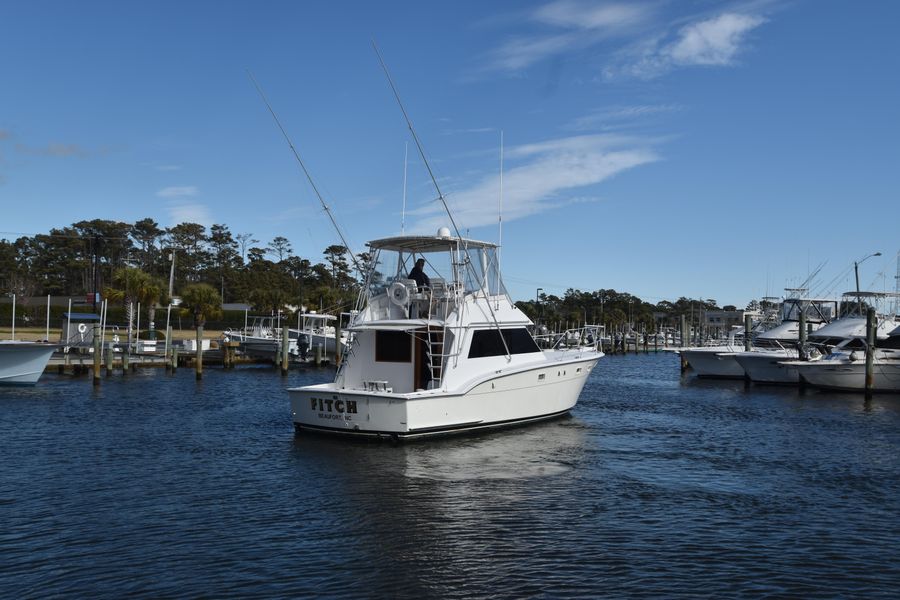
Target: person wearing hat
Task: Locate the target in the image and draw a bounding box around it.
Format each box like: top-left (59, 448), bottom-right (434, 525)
top-left (409, 258), bottom-right (431, 289)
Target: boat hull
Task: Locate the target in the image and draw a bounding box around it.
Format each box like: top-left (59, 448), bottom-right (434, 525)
top-left (289, 356), bottom-right (600, 439)
top-left (0, 342), bottom-right (57, 385)
top-left (733, 349), bottom-right (800, 384)
top-left (794, 360), bottom-right (900, 392)
top-left (680, 347), bottom-right (746, 378)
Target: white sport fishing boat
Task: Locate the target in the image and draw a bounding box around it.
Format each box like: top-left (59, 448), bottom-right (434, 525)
top-left (734, 292), bottom-right (900, 384)
top-left (785, 324), bottom-right (900, 392)
top-left (681, 295), bottom-right (835, 379)
top-left (288, 229), bottom-right (604, 439)
top-left (0, 341), bottom-right (57, 385)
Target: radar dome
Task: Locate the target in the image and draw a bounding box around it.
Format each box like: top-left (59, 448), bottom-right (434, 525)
top-left (437, 227), bottom-right (451, 238)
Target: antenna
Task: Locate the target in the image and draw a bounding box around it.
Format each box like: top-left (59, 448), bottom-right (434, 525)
top-left (497, 130), bottom-right (503, 301)
top-left (498, 129), bottom-right (503, 258)
top-left (401, 141), bottom-right (408, 234)
top-left (247, 70), bottom-right (363, 276)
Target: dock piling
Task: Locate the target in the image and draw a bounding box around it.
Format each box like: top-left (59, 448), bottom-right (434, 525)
top-left (281, 326), bottom-right (290, 375)
top-left (92, 324), bottom-right (101, 386)
top-left (865, 307), bottom-right (876, 397)
top-left (335, 318), bottom-right (342, 367)
top-left (744, 314), bottom-right (752, 352)
top-left (105, 346), bottom-right (114, 376)
top-left (195, 326), bottom-right (203, 380)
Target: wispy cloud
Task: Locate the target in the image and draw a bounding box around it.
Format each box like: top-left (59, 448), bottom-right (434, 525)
top-left (156, 186), bottom-right (198, 198)
top-left (477, 1), bottom-right (769, 80)
top-left (166, 202), bottom-right (211, 227)
top-left (155, 164), bottom-right (182, 172)
top-left (567, 104), bottom-right (683, 131)
top-left (479, 1), bottom-right (654, 74)
top-left (408, 133), bottom-right (659, 234)
top-left (611, 12), bottom-right (767, 79)
top-left (667, 13), bottom-right (765, 66)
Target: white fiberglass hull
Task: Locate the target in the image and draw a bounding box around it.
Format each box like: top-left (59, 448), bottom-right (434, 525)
top-left (680, 346), bottom-right (746, 378)
top-left (0, 342), bottom-right (57, 385)
top-left (733, 349), bottom-right (800, 384)
top-left (289, 355), bottom-right (600, 439)
top-left (792, 359), bottom-right (900, 392)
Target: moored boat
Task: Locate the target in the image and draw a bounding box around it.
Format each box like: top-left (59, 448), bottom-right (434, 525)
top-left (785, 325), bottom-right (900, 392)
top-left (0, 341), bottom-right (58, 385)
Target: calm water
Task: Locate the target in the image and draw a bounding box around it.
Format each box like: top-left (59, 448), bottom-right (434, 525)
top-left (2, 354), bottom-right (900, 598)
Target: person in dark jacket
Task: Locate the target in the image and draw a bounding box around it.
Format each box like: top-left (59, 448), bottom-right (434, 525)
top-left (409, 258), bottom-right (430, 289)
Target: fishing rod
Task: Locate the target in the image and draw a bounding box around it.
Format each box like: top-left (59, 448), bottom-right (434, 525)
top-left (371, 41), bottom-right (464, 243)
top-left (371, 41), bottom-right (513, 359)
top-left (247, 70), bottom-right (363, 277)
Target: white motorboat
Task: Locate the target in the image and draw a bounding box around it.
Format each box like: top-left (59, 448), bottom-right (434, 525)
top-left (785, 325), bottom-right (900, 392)
top-left (288, 229), bottom-right (604, 439)
top-left (0, 341), bottom-right (57, 385)
top-left (681, 295), bottom-right (836, 379)
top-left (734, 310), bottom-right (899, 384)
top-left (295, 313), bottom-right (350, 362)
top-left (224, 316), bottom-right (299, 361)
top-left (678, 343), bottom-right (749, 378)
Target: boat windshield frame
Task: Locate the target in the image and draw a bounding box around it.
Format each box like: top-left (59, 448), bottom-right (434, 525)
top-left (360, 234), bottom-right (506, 312)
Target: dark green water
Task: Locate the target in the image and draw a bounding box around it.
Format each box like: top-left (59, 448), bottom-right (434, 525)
top-left (2, 354), bottom-right (899, 597)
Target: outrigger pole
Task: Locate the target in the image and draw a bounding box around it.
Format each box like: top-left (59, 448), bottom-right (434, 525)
top-left (372, 41), bottom-right (512, 360)
top-left (247, 70), bottom-right (363, 277)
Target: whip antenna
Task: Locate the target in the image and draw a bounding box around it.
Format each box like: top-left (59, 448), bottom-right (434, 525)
top-left (247, 70), bottom-right (363, 276)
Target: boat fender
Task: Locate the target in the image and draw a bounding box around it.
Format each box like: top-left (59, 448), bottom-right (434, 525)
top-left (77, 323), bottom-right (88, 334)
top-left (389, 281), bottom-right (410, 307)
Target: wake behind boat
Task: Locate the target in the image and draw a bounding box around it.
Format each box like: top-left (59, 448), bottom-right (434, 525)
top-left (289, 230), bottom-right (603, 439)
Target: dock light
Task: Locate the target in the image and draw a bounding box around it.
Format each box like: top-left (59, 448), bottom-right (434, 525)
top-left (854, 252), bottom-right (882, 315)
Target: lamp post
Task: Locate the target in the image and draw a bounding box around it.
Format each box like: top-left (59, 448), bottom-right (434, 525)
top-left (854, 252), bottom-right (881, 315)
top-left (535, 288), bottom-right (543, 325)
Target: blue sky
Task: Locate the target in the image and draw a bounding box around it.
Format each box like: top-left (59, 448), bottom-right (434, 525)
top-left (2, 1), bottom-right (898, 307)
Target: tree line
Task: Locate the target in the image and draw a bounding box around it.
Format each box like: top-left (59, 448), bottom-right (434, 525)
top-left (0, 218), bottom-right (361, 316)
top-left (2, 218), bottom-right (740, 334)
top-left (515, 289), bottom-right (736, 334)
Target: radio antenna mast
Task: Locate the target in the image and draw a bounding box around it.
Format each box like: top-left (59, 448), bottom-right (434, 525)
top-left (247, 70), bottom-right (363, 276)
top-left (498, 129), bottom-right (503, 258)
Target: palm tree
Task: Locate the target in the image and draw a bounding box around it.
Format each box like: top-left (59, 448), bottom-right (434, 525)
top-left (106, 267), bottom-right (169, 347)
top-left (180, 283), bottom-right (222, 379)
top-left (105, 267), bottom-right (158, 348)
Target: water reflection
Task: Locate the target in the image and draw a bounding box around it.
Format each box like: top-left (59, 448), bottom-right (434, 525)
top-left (290, 417), bottom-right (587, 481)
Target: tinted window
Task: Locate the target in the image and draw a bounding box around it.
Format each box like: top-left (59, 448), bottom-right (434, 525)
top-left (468, 328), bottom-right (541, 358)
top-left (375, 330), bottom-right (412, 362)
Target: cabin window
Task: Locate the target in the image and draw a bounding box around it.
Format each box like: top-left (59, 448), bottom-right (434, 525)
top-left (468, 328), bottom-right (541, 358)
top-left (375, 331), bottom-right (412, 362)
